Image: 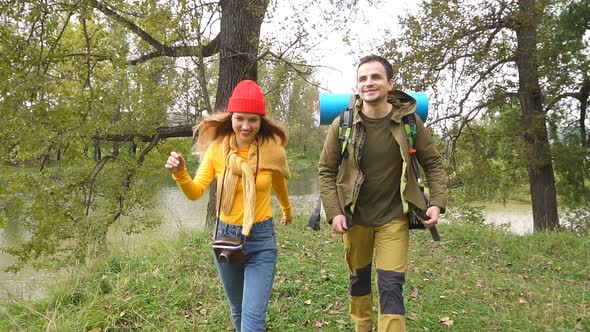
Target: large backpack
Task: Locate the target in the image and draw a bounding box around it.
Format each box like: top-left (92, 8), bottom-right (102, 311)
top-left (309, 96), bottom-right (440, 241)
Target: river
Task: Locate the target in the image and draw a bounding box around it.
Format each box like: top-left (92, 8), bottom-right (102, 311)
top-left (0, 173), bottom-right (533, 304)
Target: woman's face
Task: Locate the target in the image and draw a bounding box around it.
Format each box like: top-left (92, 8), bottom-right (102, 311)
top-left (231, 112), bottom-right (261, 145)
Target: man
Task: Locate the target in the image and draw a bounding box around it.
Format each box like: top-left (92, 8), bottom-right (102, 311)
top-left (318, 55), bottom-right (447, 332)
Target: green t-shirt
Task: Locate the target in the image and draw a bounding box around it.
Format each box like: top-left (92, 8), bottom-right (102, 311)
top-left (352, 111), bottom-right (404, 226)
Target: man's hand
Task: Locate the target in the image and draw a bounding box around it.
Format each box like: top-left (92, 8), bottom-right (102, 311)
top-left (164, 151), bottom-right (186, 174)
top-left (332, 215), bottom-right (348, 234)
top-left (421, 205), bottom-right (441, 228)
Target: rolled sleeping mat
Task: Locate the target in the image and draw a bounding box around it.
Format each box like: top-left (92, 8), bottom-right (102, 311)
top-left (318, 91), bottom-right (429, 125)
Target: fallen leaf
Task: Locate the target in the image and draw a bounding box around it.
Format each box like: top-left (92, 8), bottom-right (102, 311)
top-left (518, 297), bottom-right (528, 304)
top-left (407, 313), bottom-right (419, 321)
top-left (304, 299), bottom-right (312, 305)
top-left (439, 316), bottom-right (454, 327)
top-left (315, 319), bottom-right (328, 327)
top-left (410, 288), bottom-right (419, 299)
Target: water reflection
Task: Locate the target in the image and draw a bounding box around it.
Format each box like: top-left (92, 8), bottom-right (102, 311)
top-left (482, 202), bottom-right (534, 235)
top-left (0, 221), bottom-right (67, 302)
top-left (0, 173), bottom-right (537, 303)
top-left (0, 174), bottom-right (321, 303)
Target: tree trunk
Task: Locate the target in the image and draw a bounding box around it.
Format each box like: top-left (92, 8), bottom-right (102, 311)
top-left (206, 0), bottom-right (269, 226)
top-left (93, 139), bottom-right (102, 162)
top-left (579, 78), bottom-right (589, 148)
top-left (516, 0), bottom-right (559, 230)
top-left (215, 0), bottom-right (268, 110)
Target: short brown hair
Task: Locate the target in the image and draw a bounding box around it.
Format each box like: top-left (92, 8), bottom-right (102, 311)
top-left (357, 55), bottom-right (393, 81)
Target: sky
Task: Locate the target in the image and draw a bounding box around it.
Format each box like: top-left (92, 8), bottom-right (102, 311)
top-left (262, 0), bottom-right (421, 93)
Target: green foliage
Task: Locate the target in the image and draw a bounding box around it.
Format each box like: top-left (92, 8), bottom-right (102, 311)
top-left (448, 95), bottom-right (529, 204)
top-left (1, 0), bottom-right (328, 271)
top-left (552, 128), bottom-right (590, 208)
top-left (0, 219), bottom-right (588, 331)
top-left (259, 60), bottom-right (325, 161)
top-left (381, 0), bottom-right (588, 216)
top-left (0, 2), bottom-right (204, 270)
top-left (0, 148), bottom-right (167, 271)
top-left (560, 208), bottom-right (590, 236)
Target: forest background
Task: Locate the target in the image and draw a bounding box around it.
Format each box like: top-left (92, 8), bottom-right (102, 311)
top-left (0, 0), bottom-right (588, 275)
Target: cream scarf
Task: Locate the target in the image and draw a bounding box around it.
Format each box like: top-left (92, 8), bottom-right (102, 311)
top-left (216, 134), bottom-right (290, 236)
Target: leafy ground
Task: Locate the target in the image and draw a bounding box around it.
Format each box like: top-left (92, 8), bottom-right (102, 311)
top-left (0, 217), bottom-right (587, 331)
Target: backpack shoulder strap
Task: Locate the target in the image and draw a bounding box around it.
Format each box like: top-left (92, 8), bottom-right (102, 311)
top-left (402, 113), bottom-right (422, 182)
top-left (402, 113), bottom-right (417, 152)
top-left (310, 96), bottom-right (355, 231)
top-left (338, 95), bottom-right (356, 159)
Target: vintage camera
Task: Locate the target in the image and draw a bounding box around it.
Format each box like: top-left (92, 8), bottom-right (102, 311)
top-left (212, 237), bottom-right (246, 264)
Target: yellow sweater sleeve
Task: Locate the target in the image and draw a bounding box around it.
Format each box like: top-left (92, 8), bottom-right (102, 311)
top-left (172, 143), bottom-right (291, 225)
top-left (272, 171), bottom-right (292, 220)
top-left (171, 147), bottom-right (216, 201)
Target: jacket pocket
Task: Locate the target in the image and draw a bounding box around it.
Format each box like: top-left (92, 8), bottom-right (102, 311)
top-left (336, 160), bottom-right (358, 206)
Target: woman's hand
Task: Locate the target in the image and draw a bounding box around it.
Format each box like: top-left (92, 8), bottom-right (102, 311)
top-left (280, 216), bottom-right (291, 225)
top-left (164, 151), bottom-right (186, 174)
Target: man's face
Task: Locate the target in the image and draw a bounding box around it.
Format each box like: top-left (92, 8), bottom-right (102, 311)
top-left (356, 61), bottom-right (394, 104)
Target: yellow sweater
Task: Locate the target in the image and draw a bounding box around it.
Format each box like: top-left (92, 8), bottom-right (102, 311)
top-left (172, 142), bottom-right (291, 225)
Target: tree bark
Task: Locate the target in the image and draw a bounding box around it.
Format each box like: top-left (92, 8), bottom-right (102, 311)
top-left (92, 0), bottom-right (270, 227)
top-left (516, 0), bottom-right (559, 230)
top-left (206, 0), bottom-right (269, 226)
top-left (100, 125), bottom-right (193, 142)
top-left (215, 0), bottom-right (268, 110)
top-left (579, 78), bottom-right (589, 147)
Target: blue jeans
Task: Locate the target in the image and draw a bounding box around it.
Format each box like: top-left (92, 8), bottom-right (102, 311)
top-left (213, 218), bottom-right (277, 332)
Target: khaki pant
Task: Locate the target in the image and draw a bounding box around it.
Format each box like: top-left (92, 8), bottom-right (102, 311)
top-left (343, 218), bottom-right (409, 332)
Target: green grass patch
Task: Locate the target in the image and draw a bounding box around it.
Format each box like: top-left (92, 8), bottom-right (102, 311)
top-left (0, 220), bottom-right (587, 331)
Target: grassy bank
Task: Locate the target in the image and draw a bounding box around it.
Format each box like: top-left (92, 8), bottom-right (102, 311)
top-left (0, 218), bottom-right (587, 331)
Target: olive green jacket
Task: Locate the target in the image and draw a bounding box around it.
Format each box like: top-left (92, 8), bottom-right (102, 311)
top-left (318, 90), bottom-right (448, 224)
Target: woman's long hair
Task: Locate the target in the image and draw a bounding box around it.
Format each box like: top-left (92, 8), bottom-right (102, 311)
top-left (192, 112), bottom-right (288, 158)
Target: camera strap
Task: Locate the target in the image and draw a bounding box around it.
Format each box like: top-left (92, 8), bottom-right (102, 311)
top-left (213, 138), bottom-right (260, 243)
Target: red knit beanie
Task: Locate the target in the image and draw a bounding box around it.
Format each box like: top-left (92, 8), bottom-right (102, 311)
top-left (226, 80), bottom-right (266, 116)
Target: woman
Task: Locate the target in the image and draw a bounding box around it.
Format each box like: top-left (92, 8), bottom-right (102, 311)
top-left (164, 80), bottom-right (291, 332)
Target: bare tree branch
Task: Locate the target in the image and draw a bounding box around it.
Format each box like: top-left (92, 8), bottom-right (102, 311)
top-left (544, 92), bottom-right (580, 112)
top-left (89, 0), bottom-right (171, 52)
top-left (128, 36), bottom-right (220, 65)
top-left (98, 125), bottom-right (193, 142)
top-left (111, 132), bottom-right (162, 226)
top-left (458, 57), bottom-right (515, 112)
top-left (88, 0), bottom-right (221, 65)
